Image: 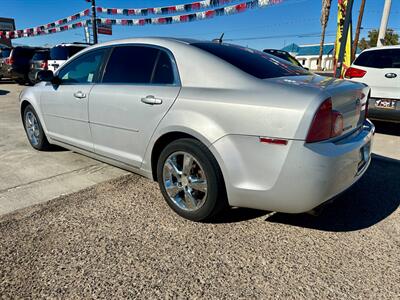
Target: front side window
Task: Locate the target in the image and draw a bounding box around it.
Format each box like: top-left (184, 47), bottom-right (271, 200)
top-left (102, 46), bottom-right (176, 84)
top-left (57, 49), bottom-right (105, 84)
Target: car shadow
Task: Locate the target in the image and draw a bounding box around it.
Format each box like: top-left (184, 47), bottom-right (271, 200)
top-left (372, 120), bottom-right (400, 137)
top-left (0, 79), bottom-right (15, 84)
top-left (211, 154), bottom-right (400, 231)
top-left (266, 154), bottom-right (400, 232)
top-left (0, 89), bottom-right (9, 95)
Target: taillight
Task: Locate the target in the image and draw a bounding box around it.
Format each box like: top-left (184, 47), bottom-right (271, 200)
top-left (40, 60), bottom-right (48, 70)
top-left (306, 98), bottom-right (344, 143)
top-left (5, 57), bottom-right (14, 65)
top-left (344, 67), bottom-right (367, 79)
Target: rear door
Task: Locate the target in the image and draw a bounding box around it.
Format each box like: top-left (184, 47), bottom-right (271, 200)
top-left (88, 45), bottom-right (181, 167)
top-left (352, 48), bottom-right (400, 99)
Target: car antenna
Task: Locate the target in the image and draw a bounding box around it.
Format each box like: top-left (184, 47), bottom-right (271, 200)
top-left (212, 33), bottom-right (224, 44)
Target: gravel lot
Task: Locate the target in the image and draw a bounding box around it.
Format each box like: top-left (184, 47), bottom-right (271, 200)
top-left (0, 155), bottom-right (399, 299)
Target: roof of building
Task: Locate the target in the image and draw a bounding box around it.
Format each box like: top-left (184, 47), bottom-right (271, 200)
top-left (282, 42), bottom-right (362, 57)
top-left (282, 43), bottom-right (334, 56)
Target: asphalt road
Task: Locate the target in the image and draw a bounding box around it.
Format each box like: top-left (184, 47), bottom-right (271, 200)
top-left (0, 82), bottom-right (399, 298)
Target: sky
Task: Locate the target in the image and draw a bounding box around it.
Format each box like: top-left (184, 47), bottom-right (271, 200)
top-left (2, 0), bottom-right (400, 50)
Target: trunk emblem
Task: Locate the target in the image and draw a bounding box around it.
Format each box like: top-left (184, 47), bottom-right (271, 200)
top-left (385, 73), bottom-right (397, 79)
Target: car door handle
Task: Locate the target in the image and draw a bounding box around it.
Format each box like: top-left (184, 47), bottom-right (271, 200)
top-left (141, 95), bottom-right (163, 105)
top-left (73, 91), bottom-right (86, 99)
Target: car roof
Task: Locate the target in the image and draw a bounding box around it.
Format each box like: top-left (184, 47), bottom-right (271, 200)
top-left (361, 45), bottom-right (400, 52)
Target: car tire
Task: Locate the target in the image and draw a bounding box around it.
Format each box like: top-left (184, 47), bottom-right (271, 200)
top-left (23, 105), bottom-right (51, 151)
top-left (157, 138), bottom-right (227, 222)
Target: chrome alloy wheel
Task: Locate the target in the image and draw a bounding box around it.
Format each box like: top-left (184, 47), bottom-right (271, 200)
top-left (163, 151), bottom-right (208, 211)
top-left (25, 111), bottom-right (40, 146)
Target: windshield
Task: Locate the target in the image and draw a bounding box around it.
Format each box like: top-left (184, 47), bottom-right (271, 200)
top-left (191, 42), bottom-right (309, 79)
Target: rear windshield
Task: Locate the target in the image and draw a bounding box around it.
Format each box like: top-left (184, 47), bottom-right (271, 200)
top-left (354, 49), bottom-right (400, 68)
top-left (191, 42), bottom-right (309, 79)
top-left (32, 51), bottom-right (49, 61)
top-left (50, 46), bottom-right (85, 60)
top-left (0, 48), bottom-right (11, 58)
top-left (264, 50), bottom-right (303, 67)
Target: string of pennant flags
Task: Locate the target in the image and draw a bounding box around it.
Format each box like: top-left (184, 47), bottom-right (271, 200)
top-left (0, 10), bottom-right (90, 39)
top-left (0, 0), bottom-right (282, 39)
top-left (98, 0), bottom-right (282, 26)
top-left (96, 0), bottom-right (242, 16)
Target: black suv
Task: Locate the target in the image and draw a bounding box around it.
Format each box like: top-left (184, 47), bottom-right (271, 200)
top-left (0, 47), bottom-right (12, 80)
top-left (0, 46), bottom-right (44, 85)
top-left (28, 49), bottom-right (50, 84)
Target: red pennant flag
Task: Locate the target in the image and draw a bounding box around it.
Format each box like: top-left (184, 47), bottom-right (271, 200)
top-left (235, 3), bottom-right (247, 12)
top-left (128, 9), bottom-right (135, 15)
top-left (192, 2), bottom-right (201, 10)
top-left (111, 8), bottom-right (117, 14)
top-left (205, 10), bottom-right (215, 18)
top-left (158, 18), bottom-right (166, 24)
top-left (180, 15), bottom-right (189, 22)
top-left (168, 6), bottom-right (176, 13)
top-left (121, 19), bottom-right (128, 25)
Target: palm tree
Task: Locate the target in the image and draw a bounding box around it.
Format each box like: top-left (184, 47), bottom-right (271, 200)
top-left (318, 0), bottom-right (332, 71)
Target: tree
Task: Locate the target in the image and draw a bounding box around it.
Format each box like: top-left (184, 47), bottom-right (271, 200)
top-left (358, 28), bottom-right (399, 50)
top-left (318, 0), bottom-right (332, 71)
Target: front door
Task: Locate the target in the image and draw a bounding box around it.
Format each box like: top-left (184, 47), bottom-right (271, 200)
top-left (89, 45), bottom-right (181, 167)
top-left (40, 49), bottom-right (107, 151)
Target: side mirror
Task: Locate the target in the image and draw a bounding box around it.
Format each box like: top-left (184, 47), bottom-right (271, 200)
top-left (36, 70), bottom-right (55, 82)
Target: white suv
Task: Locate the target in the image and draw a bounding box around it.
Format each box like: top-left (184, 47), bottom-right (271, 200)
top-left (48, 43), bottom-right (89, 72)
top-left (344, 45), bottom-right (400, 123)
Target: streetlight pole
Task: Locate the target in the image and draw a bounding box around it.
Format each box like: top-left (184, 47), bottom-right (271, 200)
top-left (91, 0), bottom-right (98, 44)
top-left (377, 0), bottom-right (392, 47)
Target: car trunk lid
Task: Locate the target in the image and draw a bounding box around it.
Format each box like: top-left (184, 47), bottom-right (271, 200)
top-left (266, 75), bottom-right (369, 138)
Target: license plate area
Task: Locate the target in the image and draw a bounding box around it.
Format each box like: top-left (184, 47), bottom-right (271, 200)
top-left (375, 99), bottom-right (397, 109)
top-left (357, 142), bottom-right (371, 173)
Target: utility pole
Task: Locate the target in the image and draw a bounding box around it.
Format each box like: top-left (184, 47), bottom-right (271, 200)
top-left (352, 0), bottom-right (366, 61)
top-left (377, 0), bottom-right (391, 47)
top-left (335, 0), bottom-right (354, 78)
top-left (91, 0), bottom-right (98, 44)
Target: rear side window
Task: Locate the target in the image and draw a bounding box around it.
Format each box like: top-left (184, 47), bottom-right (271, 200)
top-left (191, 42), bottom-right (309, 79)
top-left (103, 46), bottom-right (159, 84)
top-left (354, 49), bottom-right (400, 68)
top-left (152, 50), bottom-right (175, 84)
top-left (12, 47), bottom-right (35, 58)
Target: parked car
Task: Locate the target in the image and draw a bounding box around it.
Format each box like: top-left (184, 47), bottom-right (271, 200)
top-left (20, 38), bottom-right (374, 221)
top-left (0, 47), bottom-right (12, 80)
top-left (0, 46), bottom-right (43, 85)
top-left (263, 49), bottom-right (306, 69)
top-left (344, 45), bottom-right (400, 123)
top-left (48, 43), bottom-right (90, 72)
top-left (28, 49), bottom-right (50, 84)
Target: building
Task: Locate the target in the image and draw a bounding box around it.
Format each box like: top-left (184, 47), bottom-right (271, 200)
top-left (0, 17), bottom-right (15, 47)
top-left (281, 43), bottom-right (335, 71)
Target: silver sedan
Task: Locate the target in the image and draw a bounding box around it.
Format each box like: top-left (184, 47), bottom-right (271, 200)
top-left (20, 38), bottom-right (374, 221)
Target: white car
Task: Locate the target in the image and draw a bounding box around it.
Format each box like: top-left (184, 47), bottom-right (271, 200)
top-left (20, 38), bottom-right (374, 221)
top-left (47, 43), bottom-right (89, 72)
top-left (344, 45), bottom-right (400, 122)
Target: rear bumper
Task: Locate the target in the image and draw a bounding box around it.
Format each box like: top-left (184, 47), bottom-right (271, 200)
top-left (210, 120), bottom-right (375, 213)
top-left (368, 98), bottom-right (400, 123)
